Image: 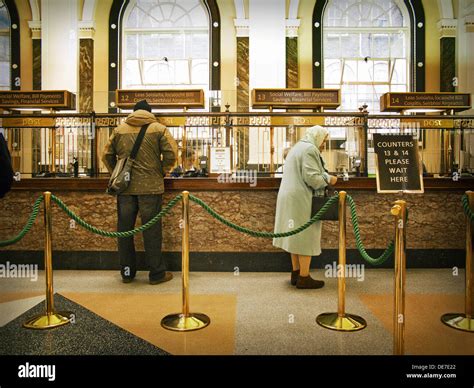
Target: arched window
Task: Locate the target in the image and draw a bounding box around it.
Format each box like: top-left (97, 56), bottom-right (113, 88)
top-left (323, 0), bottom-right (410, 112)
top-left (122, 0), bottom-right (210, 91)
top-left (109, 0), bottom-right (220, 112)
top-left (313, 0), bottom-right (425, 111)
top-left (0, 0), bottom-right (11, 90)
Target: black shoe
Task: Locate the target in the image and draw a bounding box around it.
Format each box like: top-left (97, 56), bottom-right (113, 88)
top-left (296, 275), bottom-right (325, 289)
top-left (291, 270), bottom-right (300, 286)
top-left (149, 272), bottom-right (173, 285)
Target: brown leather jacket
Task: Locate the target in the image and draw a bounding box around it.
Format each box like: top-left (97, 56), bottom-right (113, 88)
top-left (101, 110), bottom-right (177, 195)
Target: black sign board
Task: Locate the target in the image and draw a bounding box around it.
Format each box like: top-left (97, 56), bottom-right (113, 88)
top-left (373, 134), bottom-right (424, 193)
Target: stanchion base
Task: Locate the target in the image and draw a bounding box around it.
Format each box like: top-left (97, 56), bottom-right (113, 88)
top-left (441, 313), bottom-right (474, 332)
top-left (316, 312), bottom-right (367, 331)
top-left (23, 311), bottom-right (73, 330)
top-left (161, 313), bottom-right (210, 332)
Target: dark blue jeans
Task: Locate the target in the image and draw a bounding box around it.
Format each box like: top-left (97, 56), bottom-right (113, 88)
top-left (117, 194), bottom-right (165, 281)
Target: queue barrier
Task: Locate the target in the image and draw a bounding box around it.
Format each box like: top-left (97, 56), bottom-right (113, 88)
top-left (160, 191), bottom-right (210, 331)
top-left (9, 190), bottom-right (474, 354)
top-left (391, 200), bottom-right (408, 355)
top-left (22, 192), bottom-right (73, 329)
top-left (0, 190), bottom-right (401, 341)
top-left (316, 192), bottom-right (367, 332)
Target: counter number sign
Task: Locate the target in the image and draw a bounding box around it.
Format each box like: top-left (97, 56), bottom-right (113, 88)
top-left (373, 134), bottom-right (424, 193)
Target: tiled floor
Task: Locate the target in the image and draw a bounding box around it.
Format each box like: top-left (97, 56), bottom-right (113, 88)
top-left (0, 269), bottom-right (472, 355)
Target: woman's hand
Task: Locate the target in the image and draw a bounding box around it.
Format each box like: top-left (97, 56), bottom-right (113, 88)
top-left (329, 175), bottom-right (338, 186)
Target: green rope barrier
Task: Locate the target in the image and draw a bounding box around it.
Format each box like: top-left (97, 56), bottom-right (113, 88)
top-left (0, 190), bottom-right (396, 268)
top-left (189, 193), bottom-right (338, 238)
top-left (462, 194), bottom-right (474, 221)
top-left (0, 196), bottom-right (44, 247)
top-left (189, 193), bottom-right (394, 265)
top-left (50, 194), bottom-right (182, 238)
top-left (346, 195), bottom-right (394, 266)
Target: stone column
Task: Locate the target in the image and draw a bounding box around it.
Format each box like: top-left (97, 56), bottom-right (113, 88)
top-left (438, 18), bottom-right (457, 92)
top-left (286, 19), bottom-right (299, 88)
top-left (235, 19), bottom-right (249, 113)
top-left (28, 21), bottom-right (42, 90)
top-left (78, 22), bottom-right (94, 113)
top-left (285, 17), bottom-right (300, 147)
top-left (234, 18), bottom-right (249, 169)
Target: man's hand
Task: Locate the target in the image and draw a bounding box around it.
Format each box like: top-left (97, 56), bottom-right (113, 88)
top-left (329, 175), bottom-right (338, 186)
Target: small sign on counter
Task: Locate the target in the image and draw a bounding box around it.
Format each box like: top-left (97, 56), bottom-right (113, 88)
top-left (373, 134), bottom-right (424, 193)
top-left (210, 147), bottom-right (231, 173)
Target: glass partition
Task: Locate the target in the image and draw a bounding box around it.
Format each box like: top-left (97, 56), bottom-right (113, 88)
top-left (1, 112), bottom-right (473, 179)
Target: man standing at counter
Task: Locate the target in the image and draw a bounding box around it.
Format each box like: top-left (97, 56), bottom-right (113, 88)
top-left (102, 100), bottom-right (178, 284)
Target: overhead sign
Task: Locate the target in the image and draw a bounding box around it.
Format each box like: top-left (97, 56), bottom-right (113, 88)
top-left (0, 91), bottom-right (76, 110)
top-left (380, 92), bottom-right (471, 112)
top-left (116, 89), bottom-right (205, 109)
top-left (252, 88), bottom-right (340, 109)
top-left (373, 133), bottom-right (424, 193)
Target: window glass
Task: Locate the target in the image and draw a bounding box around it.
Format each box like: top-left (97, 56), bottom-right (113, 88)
top-left (323, 0), bottom-right (409, 112)
top-left (122, 0), bottom-right (209, 93)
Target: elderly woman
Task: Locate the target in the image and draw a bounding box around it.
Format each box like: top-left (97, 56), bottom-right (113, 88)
top-left (273, 125), bottom-right (337, 289)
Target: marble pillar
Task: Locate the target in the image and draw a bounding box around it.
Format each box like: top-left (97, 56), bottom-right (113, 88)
top-left (286, 37), bottom-right (298, 88)
top-left (237, 37), bottom-right (249, 112)
top-left (236, 37), bottom-right (249, 169)
top-left (32, 39), bottom-right (41, 90)
top-left (440, 37), bottom-right (455, 92)
top-left (79, 39), bottom-right (94, 112)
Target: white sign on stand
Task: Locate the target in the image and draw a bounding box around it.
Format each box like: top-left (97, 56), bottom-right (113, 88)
top-left (210, 147), bottom-right (231, 173)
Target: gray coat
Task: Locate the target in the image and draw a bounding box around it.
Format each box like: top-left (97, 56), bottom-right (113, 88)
top-left (273, 139), bottom-right (330, 256)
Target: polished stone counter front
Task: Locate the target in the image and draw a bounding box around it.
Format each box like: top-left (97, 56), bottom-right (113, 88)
top-left (0, 186), bottom-right (469, 259)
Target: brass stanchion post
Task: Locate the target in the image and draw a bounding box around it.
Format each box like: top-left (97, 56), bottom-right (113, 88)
top-left (441, 190), bottom-right (474, 332)
top-left (316, 191), bottom-right (367, 331)
top-left (391, 200), bottom-right (407, 355)
top-left (24, 191), bottom-right (72, 329)
top-left (161, 191), bottom-right (210, 331)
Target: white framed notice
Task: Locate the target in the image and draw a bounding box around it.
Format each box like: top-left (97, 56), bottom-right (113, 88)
top-left (210, 147), bottom-right (231, 173)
